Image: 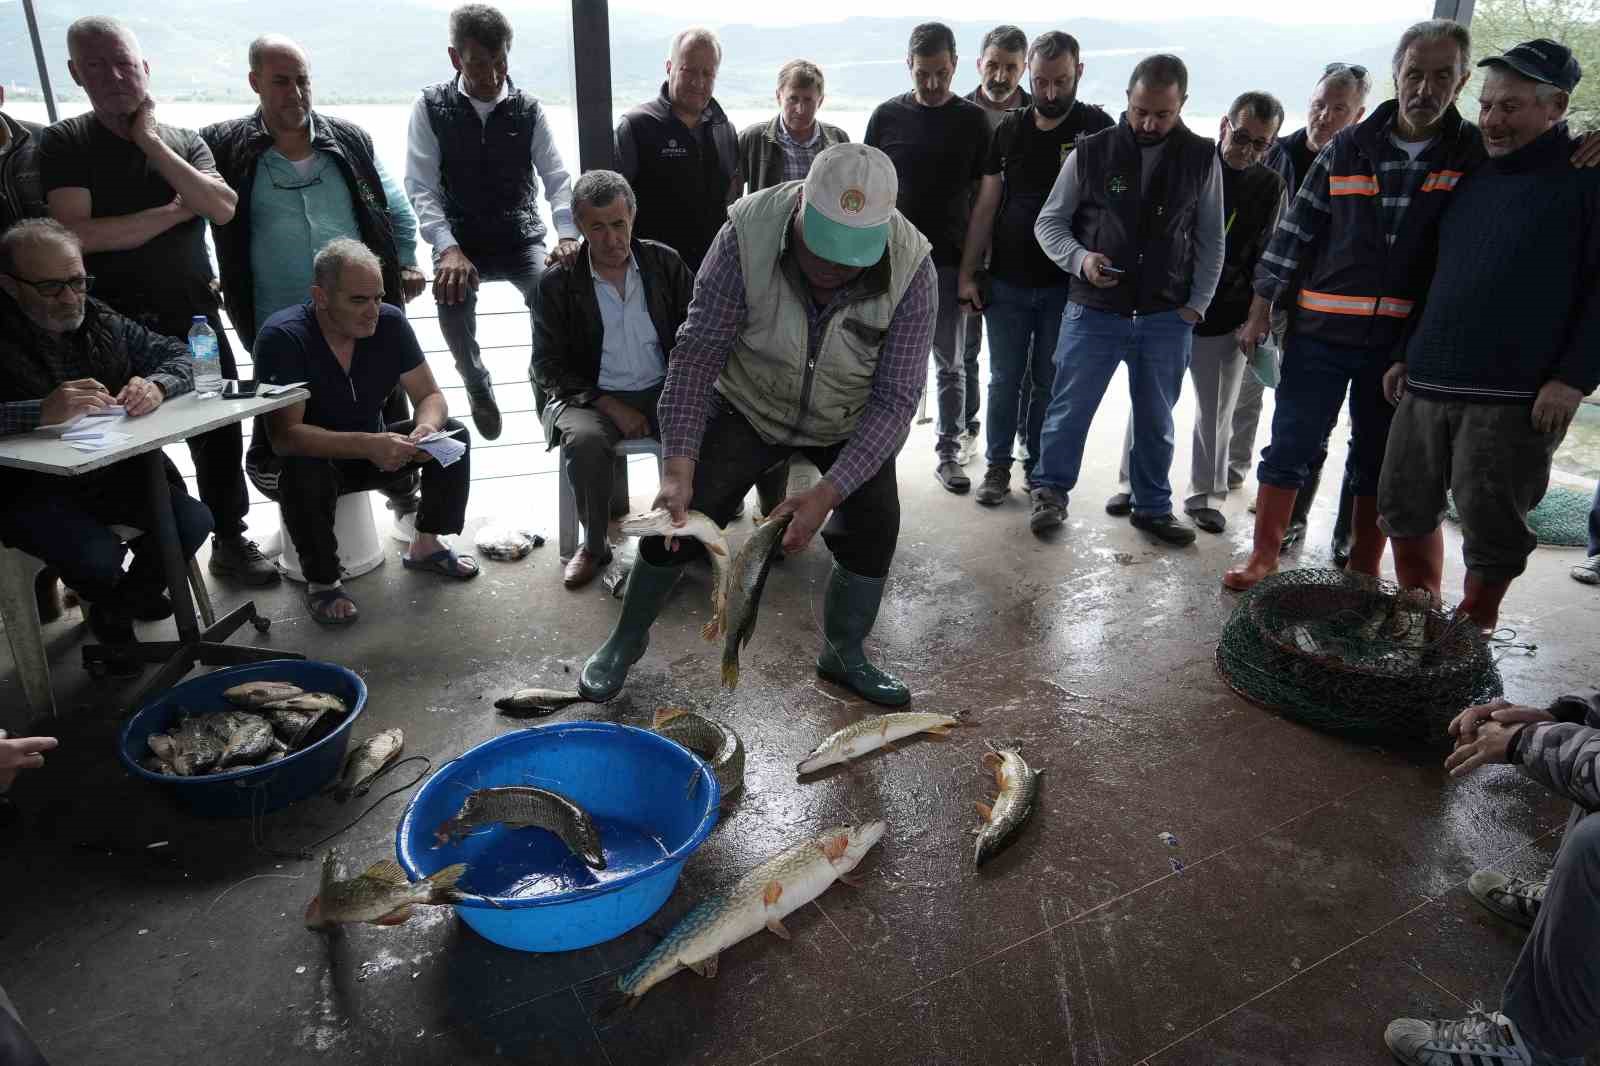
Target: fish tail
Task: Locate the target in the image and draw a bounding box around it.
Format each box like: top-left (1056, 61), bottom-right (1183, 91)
top-left (720, 657), bottom-right (739, 689)
top-left (652, 706), bottom-right (690, 729)
top-left (427, 862), bottom-right (469, 902)
top-left (594, 986), bottom-right (636, 1023)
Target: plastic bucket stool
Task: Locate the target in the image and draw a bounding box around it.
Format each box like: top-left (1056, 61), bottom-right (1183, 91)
top-left (276, 494), bottom-right (386, 583)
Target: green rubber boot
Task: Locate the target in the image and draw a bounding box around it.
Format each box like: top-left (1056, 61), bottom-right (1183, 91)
top-left (816, 563), bottom-right (909, 707)
top-left (578, 552), bottom-right (681, 702)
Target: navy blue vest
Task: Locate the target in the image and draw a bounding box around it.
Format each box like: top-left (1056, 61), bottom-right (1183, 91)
top-left (422, 79), bottom-right (545, 255)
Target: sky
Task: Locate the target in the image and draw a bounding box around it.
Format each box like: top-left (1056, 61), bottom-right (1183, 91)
top-left (427, 0), bottom-right (1432, 27)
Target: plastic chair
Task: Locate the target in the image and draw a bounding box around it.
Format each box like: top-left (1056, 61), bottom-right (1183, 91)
top-left (558, 437), bottom-right (663, 560)
top-left (0, 526), bottom-right (213, 721)
top-left (274, 493), bottom-right (386, 584)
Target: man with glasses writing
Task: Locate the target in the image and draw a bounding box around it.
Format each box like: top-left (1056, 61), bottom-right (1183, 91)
top-left (0, 219), bottom-right (210, 673)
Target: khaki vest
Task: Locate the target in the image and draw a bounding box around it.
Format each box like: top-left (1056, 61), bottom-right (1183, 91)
top-left (717, 182), bottom-right (932, 448)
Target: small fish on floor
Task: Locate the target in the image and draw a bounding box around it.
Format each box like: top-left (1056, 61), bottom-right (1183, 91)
top-left (433, 785), bottom-right (605, 869)
top-left (304, 848), bottom-right (467, 930)
top-left (975, 746), bottom-right (1041, 867)
top-left (796, 711), bottom-right (966, 774)
top-left (333, 728), bottom-right (404, 803)
top-left (493, 688), bottom-right (586, 718)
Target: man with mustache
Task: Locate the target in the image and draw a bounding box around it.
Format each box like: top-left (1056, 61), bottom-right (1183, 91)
top-left (1234, 62), bottom-right (1372, 559)
top-left (957, 30), bottom-right (1111, 506)
top-left (1226, 18), bottom-right (1485, 591)
top-left (1028, 53), bottom-right (1225, 544)
top-left (38, 16), bottom-right (275, 588)
top-left (1377, 40), bottom-right (1600, 636)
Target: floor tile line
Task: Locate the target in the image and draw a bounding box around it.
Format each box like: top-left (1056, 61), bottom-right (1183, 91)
top-left (575, 985), bottom-right (618, 1066)
top-left (1066, 921), bottom-right (1107, 1066)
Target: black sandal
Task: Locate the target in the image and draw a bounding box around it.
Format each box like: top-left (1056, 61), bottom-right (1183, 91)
top-left (305, 587), bottom-right (359, 626)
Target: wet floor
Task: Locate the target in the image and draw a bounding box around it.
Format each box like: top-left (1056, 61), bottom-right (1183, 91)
top-left (2, 300), bottom-right (1598, 1065)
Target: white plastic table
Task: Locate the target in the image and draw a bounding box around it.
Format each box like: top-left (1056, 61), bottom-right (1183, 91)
top-left (0, 389), bottom-right (310, 705)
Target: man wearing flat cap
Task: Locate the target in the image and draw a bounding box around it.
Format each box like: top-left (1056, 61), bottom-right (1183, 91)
top-left (576, 142), bottom-right (937, 707)
top-left (1377, 38), bottom-right (1600, 637)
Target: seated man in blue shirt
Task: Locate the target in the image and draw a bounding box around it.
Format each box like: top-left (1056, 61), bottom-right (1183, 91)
top-left (0, 219), bottom-right (210, 672)
top-left (248, 237), bottom-right (476, 625)
top-left (531, 170), bottom-right (693, 589)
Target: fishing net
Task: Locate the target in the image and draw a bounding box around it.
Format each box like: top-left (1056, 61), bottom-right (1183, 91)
top-left (1445, 485), bottom-right (1596, 548)
top-left (1215, 568), bottom-right (1502, 746)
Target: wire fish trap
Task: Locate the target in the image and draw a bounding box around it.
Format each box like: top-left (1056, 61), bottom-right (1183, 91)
top-left (1216, 568), bottom-right (1503, 745)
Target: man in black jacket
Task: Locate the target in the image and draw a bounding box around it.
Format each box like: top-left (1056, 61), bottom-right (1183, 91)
top-left (737, 60), bottom-right (850, 195)
top-left (531, 171), bottom-right (693, 589)
top-left (1380, 41), bottom-right (1600, 635)
top-left (0, 87), bottom-right (42, 232)
top-left (616, 26), bottom-right (740, 273)
top-left (1109, 91), bottom-right (1286, 535)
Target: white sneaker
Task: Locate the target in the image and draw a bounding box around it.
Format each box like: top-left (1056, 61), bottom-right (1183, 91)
top-left (1468, 869), bottom-right (1545, 929)
top-left (956, 429), bottom-right (978, 466)
top-left (1571, 555), bottom-right (1600, 585)
top-left (1384, 1004), bottom-right (1533, 1065)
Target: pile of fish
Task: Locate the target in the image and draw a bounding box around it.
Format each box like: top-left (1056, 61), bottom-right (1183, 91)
top-left (141, 681), bottom-right (347, 777)
top-left (433, 785), bottom-right (606, 868)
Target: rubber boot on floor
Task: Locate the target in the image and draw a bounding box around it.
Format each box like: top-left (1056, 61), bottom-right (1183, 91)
top-left (1459, 571), bottom-right (1513, 635)
top-left (1389, 529), bottom-right (1445, 601)
top-left (1224, 484), bottom-right (1298, 591)
top-left (1282, 465), bottom-right (1320, 549)
top-left (578, 552), bottom-right (681, 701)
top-left (1331, 478), bottom-right (1356, 568)
top-left (816, 562), bottom-right (909, 706)
top-left (1345, 494), bottom-right (1389, 578)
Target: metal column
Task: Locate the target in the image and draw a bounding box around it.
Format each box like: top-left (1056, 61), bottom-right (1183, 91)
top-left (1432, 0), bottom-right (1476, 23)
top-left (21, 0), bottom-right (59, 122)
top-left (569, 0), bottom-right (614, 171)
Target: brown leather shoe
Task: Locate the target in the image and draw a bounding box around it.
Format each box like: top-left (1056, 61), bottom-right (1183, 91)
top-left (563, 546), bottom-right (611, 589)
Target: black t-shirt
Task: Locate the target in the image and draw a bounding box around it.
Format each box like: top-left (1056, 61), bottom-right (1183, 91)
top-left (36, 114), bottom-right (218, 320)
top-left (253, 302), bottom-right (423, 435)
top-left (1289, 137), bottom-right (1317, 194)
top-left (985, 101), bottom-right (1115, 287)
top-left (864, 93), bottom-right (991, 267)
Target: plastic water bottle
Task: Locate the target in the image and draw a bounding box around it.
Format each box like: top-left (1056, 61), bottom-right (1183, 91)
top-left (188, 316), bottom-right (223, 398)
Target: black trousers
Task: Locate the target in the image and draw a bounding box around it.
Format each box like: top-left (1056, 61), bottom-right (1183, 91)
top-left (554, 387), bottom-right (662, 554)
top-left (247, 419), bottom-right (472, 586)
top-left (142, 308), bottom-right (251, 538)
top-left (638, 398), bottom-right (901, 578)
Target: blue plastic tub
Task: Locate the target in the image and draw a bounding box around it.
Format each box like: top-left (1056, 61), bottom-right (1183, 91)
top-left (396, 722), bottom-right (720, 952)
top-left (117, 660), bottom-right (368, 818)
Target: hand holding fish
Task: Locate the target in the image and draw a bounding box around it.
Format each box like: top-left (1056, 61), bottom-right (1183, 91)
top-left (652, 457), bottom-right (696, 551)
top-left (762, 480), bottom-right (842, 555)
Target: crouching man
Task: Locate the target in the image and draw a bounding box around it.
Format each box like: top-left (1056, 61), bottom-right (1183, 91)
top-left (249, 237), bottom-right (477, 625)
top-left (578, 144), bottom-right (936, 706)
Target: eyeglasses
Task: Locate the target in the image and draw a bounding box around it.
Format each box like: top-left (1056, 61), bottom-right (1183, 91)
top-left (1226, 125), bottom-right (1275, 153)
top-left (5, 273), bottom-right (93, 297)
top-left (1324, 62), bottom-right (1369, 81)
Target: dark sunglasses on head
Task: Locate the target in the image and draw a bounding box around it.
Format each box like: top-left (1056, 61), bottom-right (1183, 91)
top-left (1324, 61), bottom-right (1368, 80)
top-left (4, 273), bottom-right (93, 297)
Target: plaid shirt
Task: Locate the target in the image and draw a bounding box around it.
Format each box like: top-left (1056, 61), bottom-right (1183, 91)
top-left (659, 222), bottom-right (938, 500)
top-left (775, 122), bottom-right (825, 184)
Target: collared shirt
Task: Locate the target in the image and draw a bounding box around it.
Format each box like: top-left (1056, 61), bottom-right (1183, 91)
top-left (592, 251), bottom-right (667, 392)
top-left (775, 121), bottom-right (824, 184)
top-left (658, 224), bottom-right (939, 500)
top-left (404, 76), bottom-right (576, 253)
top-left (248, 116), bottom-right (419, 335)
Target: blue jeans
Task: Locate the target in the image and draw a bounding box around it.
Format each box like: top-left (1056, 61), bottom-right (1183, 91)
top-left (1589, 478), bottom-right (1600, 557)
top-left (983, 278), bottom-right (1066, 482)
top-left (1258, 332), bottom-right (1393, 495)
top-left (1034, 302), bottom-right (1195, 515)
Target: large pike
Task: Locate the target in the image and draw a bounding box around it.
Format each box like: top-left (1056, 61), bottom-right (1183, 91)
top-left (304, 849), bottom-right (467, 929)
top-left (433, 786), bottom-right (606, 869)
top-left (614, 821), bottom-right (885, 1006)
top-left (618, 508), bottom-right (732, 640)
top-left (720, 514), bottom-right (792, 688)
top-left (974, 747), bottom-right (1041, 867)
top-left (796, 711), bottom-right (966, 774)
top-left (651, 706), bottom-right (745, 798)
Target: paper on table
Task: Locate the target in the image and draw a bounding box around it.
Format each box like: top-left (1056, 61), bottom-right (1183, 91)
top-left (259, 381), bottom-right (309, 397)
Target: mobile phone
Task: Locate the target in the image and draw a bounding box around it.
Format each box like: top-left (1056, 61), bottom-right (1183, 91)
top-left (1100, 265), bottom-right (1125, 276)
top-left (223, 379), bottom-right (259, 398)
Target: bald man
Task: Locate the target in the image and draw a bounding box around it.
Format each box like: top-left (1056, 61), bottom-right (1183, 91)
top-left (38, 16), bottom-right (277, 585)
top-left (202, 36), bottom-right (427, 524)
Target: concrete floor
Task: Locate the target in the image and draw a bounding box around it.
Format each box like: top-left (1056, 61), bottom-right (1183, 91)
top-left (3, 301), bottom-right (1599, 1065)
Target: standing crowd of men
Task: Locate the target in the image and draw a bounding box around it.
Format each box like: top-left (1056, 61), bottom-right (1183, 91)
top-left (1, 8), bottom-right (1599, 1062)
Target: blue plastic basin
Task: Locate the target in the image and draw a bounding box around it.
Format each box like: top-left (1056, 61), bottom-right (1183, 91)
top-left (396, 722), bottom-right (720, 952)
top-left (117, 660), bottom-right (368, 818)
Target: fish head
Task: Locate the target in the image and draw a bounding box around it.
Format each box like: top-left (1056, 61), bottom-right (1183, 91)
top-left (578, 835), bottom-right (607, 870)
top-left (824, 821), bottom-right (886, 871)
top-left (616, 508), bottom-right (671, 536)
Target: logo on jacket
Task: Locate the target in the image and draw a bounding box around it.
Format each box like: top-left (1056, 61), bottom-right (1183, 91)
top-left (1107, 174), bottom-right (1129, 199)
top-left (839, 188), bottom-right (866, 214)
top-left (661, 137), bottom-right (688, 159)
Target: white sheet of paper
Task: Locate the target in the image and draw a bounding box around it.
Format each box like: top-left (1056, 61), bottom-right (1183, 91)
top-left (259, 381), bottom-right (309, 397)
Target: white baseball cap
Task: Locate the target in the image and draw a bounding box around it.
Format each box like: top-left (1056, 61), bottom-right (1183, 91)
top-left (802, 143), bottom-right (898, 268)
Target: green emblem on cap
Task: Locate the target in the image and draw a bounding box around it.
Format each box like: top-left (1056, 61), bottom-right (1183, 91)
top-left (839, 188), bottom-right (867, 214)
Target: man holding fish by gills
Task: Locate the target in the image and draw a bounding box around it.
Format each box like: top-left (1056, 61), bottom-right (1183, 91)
top-left (578, 143), bottom-right (937, 707)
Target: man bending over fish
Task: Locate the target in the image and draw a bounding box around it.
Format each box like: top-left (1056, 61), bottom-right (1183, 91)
top-left (578, 143), bottom-right (936, 706)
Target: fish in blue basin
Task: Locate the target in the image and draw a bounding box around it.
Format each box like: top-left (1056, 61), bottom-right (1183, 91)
top-left (433, 786), bottom-right (605, 869)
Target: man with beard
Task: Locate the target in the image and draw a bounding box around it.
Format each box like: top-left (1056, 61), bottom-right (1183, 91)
top-left (1233, 62), bottom-right (1371, 557)
top-left (957, 30), bottom-right (1111, 505)
top-left (0, 219), bottom-right (210, 671)
top-left (866, 22), bottom-right (991, 495)
top-left (39, 16), bottom-right (275, 587)
top-left (1027, 53), bottom-right (1225, 544)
